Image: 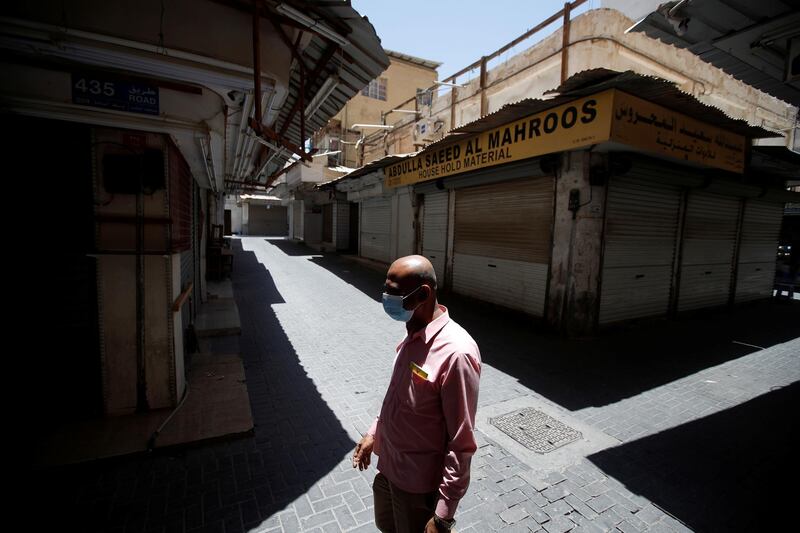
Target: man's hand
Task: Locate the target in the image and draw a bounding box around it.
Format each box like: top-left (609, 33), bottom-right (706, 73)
top-left (352, 434), bottom-right (374, 470)
top-left (425, 516), bottom-right (438, 533)
top-left (426, 516), bottom-right (455, 533)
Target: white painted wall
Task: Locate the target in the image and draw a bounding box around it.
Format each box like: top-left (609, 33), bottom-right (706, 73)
top-left (393, 186), bottom-right (415, 259)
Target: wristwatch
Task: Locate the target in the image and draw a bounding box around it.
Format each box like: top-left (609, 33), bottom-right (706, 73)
top-left (433, 515), bottom-right (456, 531)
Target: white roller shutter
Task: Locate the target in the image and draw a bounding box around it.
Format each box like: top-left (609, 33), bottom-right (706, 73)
top-left (452, 177), bottom-right (554, 316)
top-left (735, 200), bottom-right (783, 302)
top-left (248, 205), bottom-right (287, 236)
top-left (599, 175), bottom-right (681, 324)
top-left (360, 197), bottom-right (392, 263)
top-left (422, 191), bottom-right (448, 282)
top-left (677, 192), bottom-right (740, 311)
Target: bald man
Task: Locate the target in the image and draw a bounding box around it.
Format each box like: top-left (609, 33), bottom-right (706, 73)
top-left (353, 255), bottom-right (481, 533)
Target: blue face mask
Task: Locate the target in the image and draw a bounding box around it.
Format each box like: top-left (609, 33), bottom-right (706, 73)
top-left (382, 285), bottom-right (423, 322)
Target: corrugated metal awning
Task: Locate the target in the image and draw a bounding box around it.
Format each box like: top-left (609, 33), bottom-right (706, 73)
top-left (447, 69), bottom-right (777, 140)
top-left (317, 152), bottom-right (419, 188)
top-left (267, 4), bottom-right (390, 177)
top-left (625, 0), bottom-right (800, 106)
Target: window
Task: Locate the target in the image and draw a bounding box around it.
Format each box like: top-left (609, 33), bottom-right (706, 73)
top-left (361, 77), bottom-right (387, 101)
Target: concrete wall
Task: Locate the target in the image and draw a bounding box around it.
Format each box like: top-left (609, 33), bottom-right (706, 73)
top-left (332, 55), bottom-right (438, 166)
top-left (547, 151), bottom-right (607, 336)
top-left (98, 253), bottom-right (175, 415)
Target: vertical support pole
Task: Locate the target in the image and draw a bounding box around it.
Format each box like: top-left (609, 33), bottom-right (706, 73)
top-left (479, 56), bottom-right (488, 117)
top-left (669, 188), bottom-right (689, 317)
top-left (729, 198), bottom-right (746, 306)
top-left (450, 77), bottom-right (458, 131)
top-left (561, 2), bottom-right (571, 83)
top-left (300, 65), bottom-right (306, 147)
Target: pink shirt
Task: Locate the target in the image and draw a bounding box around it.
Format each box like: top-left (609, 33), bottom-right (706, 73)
top-left (368, 305), bottom-right (481, 520)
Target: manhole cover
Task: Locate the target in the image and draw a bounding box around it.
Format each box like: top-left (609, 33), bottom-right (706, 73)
top-left (490, 408), bottom-right (582, 454)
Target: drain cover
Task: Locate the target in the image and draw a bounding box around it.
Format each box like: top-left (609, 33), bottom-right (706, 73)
top-left (490, 408), bottom-right (582, 454)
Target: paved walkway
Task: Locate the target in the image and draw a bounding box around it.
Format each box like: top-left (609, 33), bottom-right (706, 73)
top-left (31, 237), bottom-right (800, 533)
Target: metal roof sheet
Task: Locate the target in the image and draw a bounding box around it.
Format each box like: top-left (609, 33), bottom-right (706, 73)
top-left (446, 69), bottom-right (776, 140)
top-left (627, 0), bottom-right (800, 106)
top-left (261, 3), bottom-right (389, 181)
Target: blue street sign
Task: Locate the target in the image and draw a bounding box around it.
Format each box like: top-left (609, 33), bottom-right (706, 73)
top-left (72, 72), bottom-right (159, 115)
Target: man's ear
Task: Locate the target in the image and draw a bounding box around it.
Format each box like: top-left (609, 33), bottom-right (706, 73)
top-left (420, 284), bottom-right (432, 302)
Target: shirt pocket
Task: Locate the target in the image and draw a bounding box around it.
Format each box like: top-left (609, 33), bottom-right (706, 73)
top-left (406, 371), bottom-right (439, 414)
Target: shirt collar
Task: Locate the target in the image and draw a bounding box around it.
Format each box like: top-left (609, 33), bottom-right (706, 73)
top-left (409, 304), bottom-right (450, 345)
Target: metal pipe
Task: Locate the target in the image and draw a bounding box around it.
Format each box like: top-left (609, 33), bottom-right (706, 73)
top-left (561, 2), bottom-right (571, 83)
top-left (252, 0), bottom-right (263, 130)
top-left (204, 136), bottom-right (218, 192)
top-left (668, 0), bottom-right (690, 17)
top-left (479, 56), bottom-right (488, 116)
top-left (233, 92), bottom-right (254, 180)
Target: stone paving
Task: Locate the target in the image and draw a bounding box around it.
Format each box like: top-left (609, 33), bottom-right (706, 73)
top-left (30, 237), bottom-right (800, 533)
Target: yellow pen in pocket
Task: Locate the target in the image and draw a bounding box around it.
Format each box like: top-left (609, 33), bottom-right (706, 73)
top-left (410, 361), bottom-right (428, 380)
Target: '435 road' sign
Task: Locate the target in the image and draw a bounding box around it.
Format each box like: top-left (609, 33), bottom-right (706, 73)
top-left (72, 72), bottom-right (159, 116)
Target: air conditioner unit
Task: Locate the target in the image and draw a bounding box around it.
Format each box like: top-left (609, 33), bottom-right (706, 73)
top-left (413, 118), bottom-right (446, 142)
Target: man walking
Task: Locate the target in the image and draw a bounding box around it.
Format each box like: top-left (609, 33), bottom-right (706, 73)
top-left (353, 255), bottom-right (481, 533)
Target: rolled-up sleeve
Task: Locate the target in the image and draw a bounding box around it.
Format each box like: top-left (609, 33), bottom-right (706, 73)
top-left (435, 351), bottom-right (481, 519)
top-left (367, 416), bottom-right (379, 437)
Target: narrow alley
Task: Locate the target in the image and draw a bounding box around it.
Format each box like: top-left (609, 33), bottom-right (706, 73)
top-left (33, 237), bottom-right (800, 533)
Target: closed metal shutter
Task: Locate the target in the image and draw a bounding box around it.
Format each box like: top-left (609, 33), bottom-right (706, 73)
top-left (422, 191), bottom-right (448, 281)
top-left (599, 175), bottom-right (681, 324)
top-left (322, 203), bottom-right (333, 243)
top-left (677, 192), bottom-right (740, 311)
top-left (335, 200), bottom-right (350, 250)
top-left (452, 177), bottom-right (553, 316)
top-left (360, 197), bottom-right (392, 263)
top-left (735, 200), bottom-right (783, 302)
top-left (292, 201), bottom-right (303, 239)
top-left (248, 205), bottom-right (288, 236)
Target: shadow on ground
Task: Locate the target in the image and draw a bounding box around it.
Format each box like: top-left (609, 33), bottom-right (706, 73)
top-left (308, 252), bottom-right (385, 302)
top-left (265, 238), bottom-right (322, 257)
top-left (305, 241), bottom-right (800, 410)
top-left (28, 240), bottom-right (355, 533)
top-left (587, 381), bottom-right (800, 532)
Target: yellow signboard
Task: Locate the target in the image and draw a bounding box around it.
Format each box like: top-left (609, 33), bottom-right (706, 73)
top-left (610, 91), bottom-right (745, 173)
top-left (384, 90), bottom-right (615, 188)
top-left (384, 88), bottom-right (747, 187)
